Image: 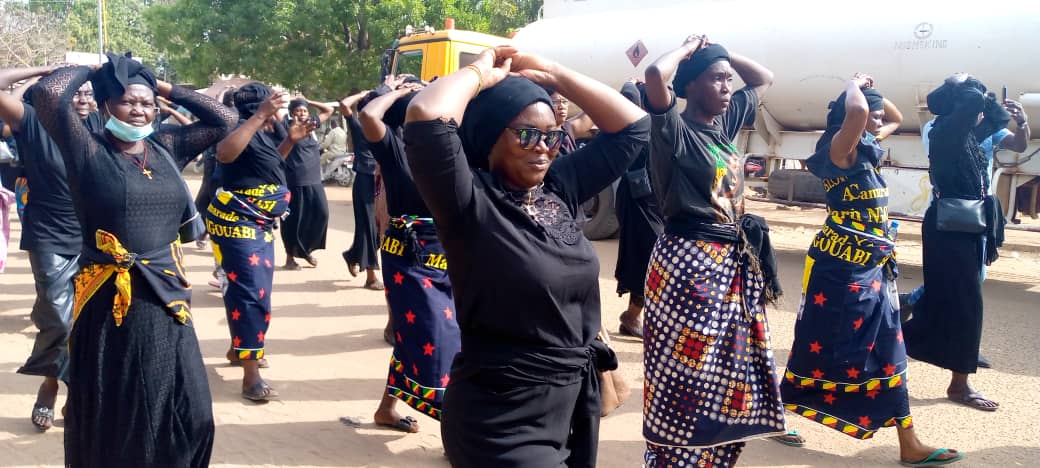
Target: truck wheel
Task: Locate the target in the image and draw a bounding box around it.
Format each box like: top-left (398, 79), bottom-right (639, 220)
top-left (766, 169), bottom-right (827, 204)
top-left (581, 187), bottom-right (619, 240)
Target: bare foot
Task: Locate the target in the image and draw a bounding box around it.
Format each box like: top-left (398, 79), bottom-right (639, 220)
top-left (284, 259), bottom-right (301, 271)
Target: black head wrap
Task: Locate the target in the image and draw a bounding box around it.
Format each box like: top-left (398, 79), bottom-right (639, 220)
top-left (824, 88), bottom-right (885, 129)
top-left (382, 91), bottom-right (417, 131)
top-left (460, 76), bottom-right (552, 170)
top-left (288, 98), bottom-right (308, 112)
top-left (927, 77), bottom-right (987, 116)
top-left (620, 81), bottom-right (648, 110)
top-left (91, 52), bottom-right (157, 106)
top-left (234, 82), bottom-right (272, 119)
top-left (815, 88), bottom-right (885, 151)
top-left (673, 44), bottom-right (729, 99)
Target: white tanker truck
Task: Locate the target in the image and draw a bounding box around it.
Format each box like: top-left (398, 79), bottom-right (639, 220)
top-left (384, 0), bottom-right (1040, 238)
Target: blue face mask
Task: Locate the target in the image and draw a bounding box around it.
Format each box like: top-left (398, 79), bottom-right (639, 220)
top-left (104, 105), bottom-right (154, 142)
top-left (861, 132), bottom-right (878, 146)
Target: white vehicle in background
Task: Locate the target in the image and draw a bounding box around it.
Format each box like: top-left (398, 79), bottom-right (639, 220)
top-left (384, 0), bottom-right (1040, 237)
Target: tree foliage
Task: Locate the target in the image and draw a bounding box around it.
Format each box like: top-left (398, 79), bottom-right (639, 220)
top-left (147, 0), bottom-right (543, 97)
top-left (0, 2), bottom-right (71, 68)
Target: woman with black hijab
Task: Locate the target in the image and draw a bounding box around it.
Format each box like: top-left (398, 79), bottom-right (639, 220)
top-left (613, 80), bottom-right (663, 339)
top-left (31, 53), bottom-right (236, 467)
top-left (641, 36), bottom-right (790, 467)
top-left (780, 75), bottom-right (962, 467)
top-left (340, 89), bottom-right (384, 290)
top-left (281, 96), bottom-right (333, 270)
top-left (902, 74), bottom-right (1009, 413)
top-left (209, 82), bottom-right (314, 401)
top-left (405, 45), bottom-right (648, 467)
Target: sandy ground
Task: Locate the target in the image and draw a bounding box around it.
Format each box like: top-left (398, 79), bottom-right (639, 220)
top-left (1, 179), bottom-right (1038, 468)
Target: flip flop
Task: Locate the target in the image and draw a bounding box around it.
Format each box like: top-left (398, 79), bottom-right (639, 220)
top-left (242, 381), bottom-right (279, 402)
top-left (283, 262), bottom-right (302, 271)
top-left (305, 255), bottom-right (318, 267)
top-left (377, 416), bottom-right (419, 433)
top-left (31, 403), bottom-right (54, 432)
top-left (768, 429), bottom-right (806, 447)
top-left (948, 392), bottom-right (999, 412)
top-left (899, 448), bottom-right (963, 466)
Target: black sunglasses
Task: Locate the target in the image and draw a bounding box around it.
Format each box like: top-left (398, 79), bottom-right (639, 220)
top-left (508, 128), bottom-right (566, 151)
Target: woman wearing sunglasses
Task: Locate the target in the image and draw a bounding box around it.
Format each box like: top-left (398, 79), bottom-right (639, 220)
top-left (403, 46), bottom-right (648, 467)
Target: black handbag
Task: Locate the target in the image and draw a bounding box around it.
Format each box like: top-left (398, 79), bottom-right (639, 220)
top-left (935, 197), bottom-right (986, 234)
top-left (624, 168), bottom-right (653, 199)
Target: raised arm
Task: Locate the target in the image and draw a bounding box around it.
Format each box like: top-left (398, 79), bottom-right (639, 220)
top-left (215, 90), bottom-right (286, 163)
top-left (999, 99), bottom-right (1030, 153)
top-left (278, 119), bottom-right (318, 158)
top-left (512, 53), bottom-right (645, 134)
top-left (876, 98), bottom-right (903, 141)
top-left (405, 46), bottom-right (512, 125)
top-left (728, 52), bottom-right (773, 100)
top-left (829, 75), bottom-right (872, 169)
top-left (307, 98), bottom-right (334, 123)
top-left (157, 96), bottom-right (194, 126)
top-left (0, 65), bottom-right (54, 133)
top-left (644, 37), bottom-right (704, 113)
top-left (338, 90), bottom-right (369, 118)
top-left (360, 87), bottom-right (411, 143)
top-left (29, 65), bottom-right (97, 171)
top-left (153, 80), bottom-right (238, 168)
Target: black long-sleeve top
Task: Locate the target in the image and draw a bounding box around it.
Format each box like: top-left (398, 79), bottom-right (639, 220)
top-left (346, 115), bottom-right (377, 175)
top-left (928, 88), bottom-right (1011, 199)
top-left (31, 66), bottom-right (237, 254)
top-left (367, 124), bottom-right (431, 217)
top-left (405, 116), bottom-right (650, 350)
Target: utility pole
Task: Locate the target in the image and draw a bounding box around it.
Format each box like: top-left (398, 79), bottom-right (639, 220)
top-left (97, 0), bottom-right (104, 63)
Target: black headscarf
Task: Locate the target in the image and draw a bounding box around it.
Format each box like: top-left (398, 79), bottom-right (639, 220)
top-left (383, 91), bottom-right (417, 132)
top-left (234, 82), bottom-right (272, 119)
top-left (288, 98), bottom-right (308, 112)
top-left (673, 44), bottom-right (729, 99)
top-left (927, 77), bottom-right (987, 116)
top-left (620, 81), bottom-right (647, 110)
top-left (91, 52), bottom-right (157, 106)
top-left (460, 76), bottom-right (552, 170)
top-left (815, 88), bottom-right (885, 152)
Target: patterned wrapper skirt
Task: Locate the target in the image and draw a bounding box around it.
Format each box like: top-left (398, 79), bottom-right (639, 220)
top-left (643, 233), bottom-right (786, 468)
top-left (381, 217), bottom-right (459, 419)
top-left (781, 246), bottom-right (912, 439)
top-left (207, 185), bottom-right (289, 360)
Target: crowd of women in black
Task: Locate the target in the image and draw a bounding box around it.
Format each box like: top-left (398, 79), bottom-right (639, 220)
top-left (0, 32), bottom-right (1024, 466)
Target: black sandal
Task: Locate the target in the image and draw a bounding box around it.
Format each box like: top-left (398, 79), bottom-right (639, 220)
top-left (377, 416), bottom-right (419, 433)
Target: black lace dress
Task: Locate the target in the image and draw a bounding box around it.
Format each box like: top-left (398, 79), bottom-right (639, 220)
top-left (405, 116), bottom-right (649, 467)
top-left (32, 66), bottom-right (236, 468)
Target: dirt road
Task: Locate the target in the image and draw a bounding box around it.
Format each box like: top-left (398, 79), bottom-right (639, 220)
top-left (1, 182), bottom-right (1037, 467)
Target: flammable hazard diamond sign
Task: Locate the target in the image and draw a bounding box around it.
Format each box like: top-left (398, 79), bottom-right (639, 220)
top-left (626, 40), bottom-right (648, 67)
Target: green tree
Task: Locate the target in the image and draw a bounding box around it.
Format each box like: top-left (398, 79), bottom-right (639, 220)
top-left (147, 0), bottom-right (542, 97)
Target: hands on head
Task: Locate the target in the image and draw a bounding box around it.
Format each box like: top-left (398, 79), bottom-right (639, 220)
top-left (851, 73), bottom-right (875, 89)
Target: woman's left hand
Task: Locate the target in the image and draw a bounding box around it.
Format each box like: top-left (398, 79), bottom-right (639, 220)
top-left (288, 119), bottom-right (318, 142)
top-left (469, 46), bottom-right (515, 90)
top-left (509, 51), bottom-right (561, 88)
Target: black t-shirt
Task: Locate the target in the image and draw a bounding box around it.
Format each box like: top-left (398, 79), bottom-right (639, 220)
top-left (346, 115), bottom-right (377, 175)
top-left (367, 124), bottom-right (431, 217)
top-left (404, 116), bottom-right (650, 349)
top-left (649, 87), bottom-right (758, 224)
top-left (284, 132), bottom-right (322, 186)
top-left (16, 104), bottom-right (83, 255)
top-left (218, 119), bottom-right (287, 189)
